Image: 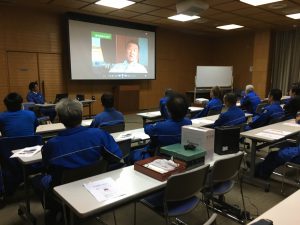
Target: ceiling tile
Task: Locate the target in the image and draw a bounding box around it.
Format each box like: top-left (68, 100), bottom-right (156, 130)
top-left (132, 14), bottom-right (160, 22)
top-left (109, 9), bottom-right (139, 18)
top-left (212, 1), bottom-right (250, 11)
top-left (205, 0), bottom-right (235, 6)
top-left (200, 8), bottom-right (222, 16)
top-left (205, 12), bottom-right (237, 20)
top-left (147, 8), bottom-right (175, 17)
top-left (82, 4), bottom-right (117, 14)
top-left (233, 7), bottom-right (266, 16)
top-left (142, 0), bottom-right (176, 7)
top-left (51, 0), bottom-right (89, 9)
top-left (126, 3), bottom-right (159, 13)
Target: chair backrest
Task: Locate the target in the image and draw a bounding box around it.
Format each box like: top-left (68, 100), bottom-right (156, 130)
top-left (207, 108), bottom-right (222, 116)
top-left (214, 126), bottom-right (241, 155)
top-left (211, 151), bottom-right (243, 184)
top-left (61, 159), bottom-right (108, 184)
top-left (0, 135), bottom-right (43, 183)
top-left (117, 138), bottom-right (131, 158)
top-left (165, 164), bottom-right (210, 202)
top-left (0, 135), bottom-right (43, 160)
top-left (255, 102), bottom-right (269, 114)
top-left (100, 123), bottom-right (125, 133)
top-left (269, 116), bottom-right (283, 125)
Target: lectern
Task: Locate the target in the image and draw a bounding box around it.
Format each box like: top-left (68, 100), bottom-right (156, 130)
top-left (114, 85), bottom-right (139, 113)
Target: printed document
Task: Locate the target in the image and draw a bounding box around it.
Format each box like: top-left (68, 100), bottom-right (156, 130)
top-left (10, 145), bottom-right (42, 158)
top-left (84, 177), bottom-right (125, 202)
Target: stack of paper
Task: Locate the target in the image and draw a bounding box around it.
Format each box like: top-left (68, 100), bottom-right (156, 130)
top-left (143, 159), bottom-right (178, 174)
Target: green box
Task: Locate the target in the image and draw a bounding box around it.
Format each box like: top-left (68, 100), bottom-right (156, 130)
top-left (160, 143), bottom-right (206, 162)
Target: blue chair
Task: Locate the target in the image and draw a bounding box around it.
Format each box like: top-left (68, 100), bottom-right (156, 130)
top-left (0, 135), bottom-right (43, 196)
top-left (138, 164), bottom-right (210, 225)
top-left (204, 152), bottom-right (247, 223)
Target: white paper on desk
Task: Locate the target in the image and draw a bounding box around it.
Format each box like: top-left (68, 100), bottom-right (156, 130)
top-left (116, 132), bottom-right (132, 140)
top-left (133, 132), bottom-right (149, 141)
top-left (144, 159), bottom-right (178, 174)
top-left (10, 145), bottom-right (42, 158)
top-left (84, 177), bottom-right (125, 202)
top-left (283, 122), bottom-right (300, 127)
top-left (255, 132), bottom-right (284, 140)
top-left (264, 129), bottom-right (292, 136)
top-left (193, 119), bottom-right (213, 124)
top-left (147, 112), bottom-right (161, 117)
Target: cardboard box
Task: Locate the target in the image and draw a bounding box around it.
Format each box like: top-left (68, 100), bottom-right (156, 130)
top-left (181, 125), bottom-right (214, 163)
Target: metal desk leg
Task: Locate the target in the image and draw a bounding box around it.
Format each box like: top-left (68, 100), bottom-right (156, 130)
top-left (18, 165), bottom-right (36, 225)
top-left (243, 139), bottom-right (271, 192)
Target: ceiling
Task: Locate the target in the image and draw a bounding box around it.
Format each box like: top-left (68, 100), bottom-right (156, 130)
top-left (3, 0), bottom-right (300, 35)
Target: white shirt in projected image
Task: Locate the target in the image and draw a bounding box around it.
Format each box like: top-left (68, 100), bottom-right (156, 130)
top-left (109, 60), bottom-right (147, 73)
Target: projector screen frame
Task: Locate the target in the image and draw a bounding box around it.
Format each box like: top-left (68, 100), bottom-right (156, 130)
top-left (65, 12), bottom-right (157, 81)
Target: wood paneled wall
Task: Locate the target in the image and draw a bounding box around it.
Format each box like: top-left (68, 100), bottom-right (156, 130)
top-left (211, 32), bottom-right (255, 92)
top-left (0, 5), bottom-right (270, 114)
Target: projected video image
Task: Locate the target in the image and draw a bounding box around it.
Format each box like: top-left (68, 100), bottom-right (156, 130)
top-left (68, 19), bottom-right (155, 80)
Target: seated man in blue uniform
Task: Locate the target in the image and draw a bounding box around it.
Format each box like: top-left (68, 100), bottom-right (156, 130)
top-left (245, 88), bottom-right (284, 130)
top-left (213, 93), bottom-right (246, 127)
top-left (26, 81), bottom-right (56, 122)
top-left (159, 88), bottom-right (174, 120)
top-left (283, 82), bottom-right (300, 119)
top-left (33, 98), bottom-right (122, 212)
top-left (240, 84), bottom-right (261, 115)
top-left (0, 92), bottom-right (39, 196)
top-left (130, 93), bottom-right (192, 162)
top-left (255, 116), bottom-right (300, 179)
top-left (193, 86), bottom-right (223, 118)
top-left (0, 92), bottom-right (38, 137)
top-left (90, 92), bottom-right (124, 128)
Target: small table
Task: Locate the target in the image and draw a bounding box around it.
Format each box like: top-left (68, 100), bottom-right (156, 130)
top-left (240, 119), bottom-right (300, 191)
top-left (80, 99), bottom-right (96, 118)
top-left (248, 189), bottom-right (300, 225)
top-left (137, 107), bottom-right (203, 126)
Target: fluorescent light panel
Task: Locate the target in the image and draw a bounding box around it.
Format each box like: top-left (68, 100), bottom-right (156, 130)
top-left (168, 14), bottom-right (200, 22)
top-left (95, 0), bottom-right (135, 9)
top-left (286, 13), bottom-right (300, 19)
top-left (240, 0), bottom-right (283, 6)
top-left (217, 24), bottom-right (244, 30)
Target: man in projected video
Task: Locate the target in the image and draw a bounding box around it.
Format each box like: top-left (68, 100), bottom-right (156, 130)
top-left (109, 40), bottom-right (147, 73)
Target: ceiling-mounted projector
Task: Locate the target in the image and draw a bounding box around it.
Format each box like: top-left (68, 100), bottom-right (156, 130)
top-left (176, 0), bottom-right (209, 16)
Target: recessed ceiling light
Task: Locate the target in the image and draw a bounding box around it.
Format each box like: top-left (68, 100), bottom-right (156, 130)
top-left (168, 14), bottom-right (200, 22)
top-left (216, 24), bottom-right (244, 30)
top-left (240, 0), bottom-right (283, 6)
top-left (95, 0), bottom-right (135, 9)
top-left (286, 13), bottom-right (300, 19)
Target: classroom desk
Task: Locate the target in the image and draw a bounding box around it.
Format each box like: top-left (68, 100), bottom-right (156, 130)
top-left (248, 189), bottom-right (300, 225)
top-left (240, 119), bottom-right (300, 191)
top-left (36, 99), bottom-right (96, 118)
top-left (110, 128), bottom-right (150, 143)
top-left (137, 106), bottom-right (203, 126)
top-left (36, 119), bottom-right (93, 139)
top-left (191, 113), bottom-right (252, 127)
top-left (53, 152), bottom-right (238, 225)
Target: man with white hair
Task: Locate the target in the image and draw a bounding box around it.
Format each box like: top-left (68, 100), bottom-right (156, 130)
top-left (240, 84), bottom-right (261, 114)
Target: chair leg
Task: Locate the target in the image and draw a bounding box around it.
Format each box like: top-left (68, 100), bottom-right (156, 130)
top-left (113, 210), bottom-right (117, 225)
top-left (62, 203), bottom-right (68, 225)
top-left (240, 178), bottom-right (247, 222)
top-left (134, 202), bottom-right (137, 225)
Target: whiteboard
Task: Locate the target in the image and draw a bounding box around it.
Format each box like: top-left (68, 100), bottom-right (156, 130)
top-left (196, 66), bottom-right (233, 88)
